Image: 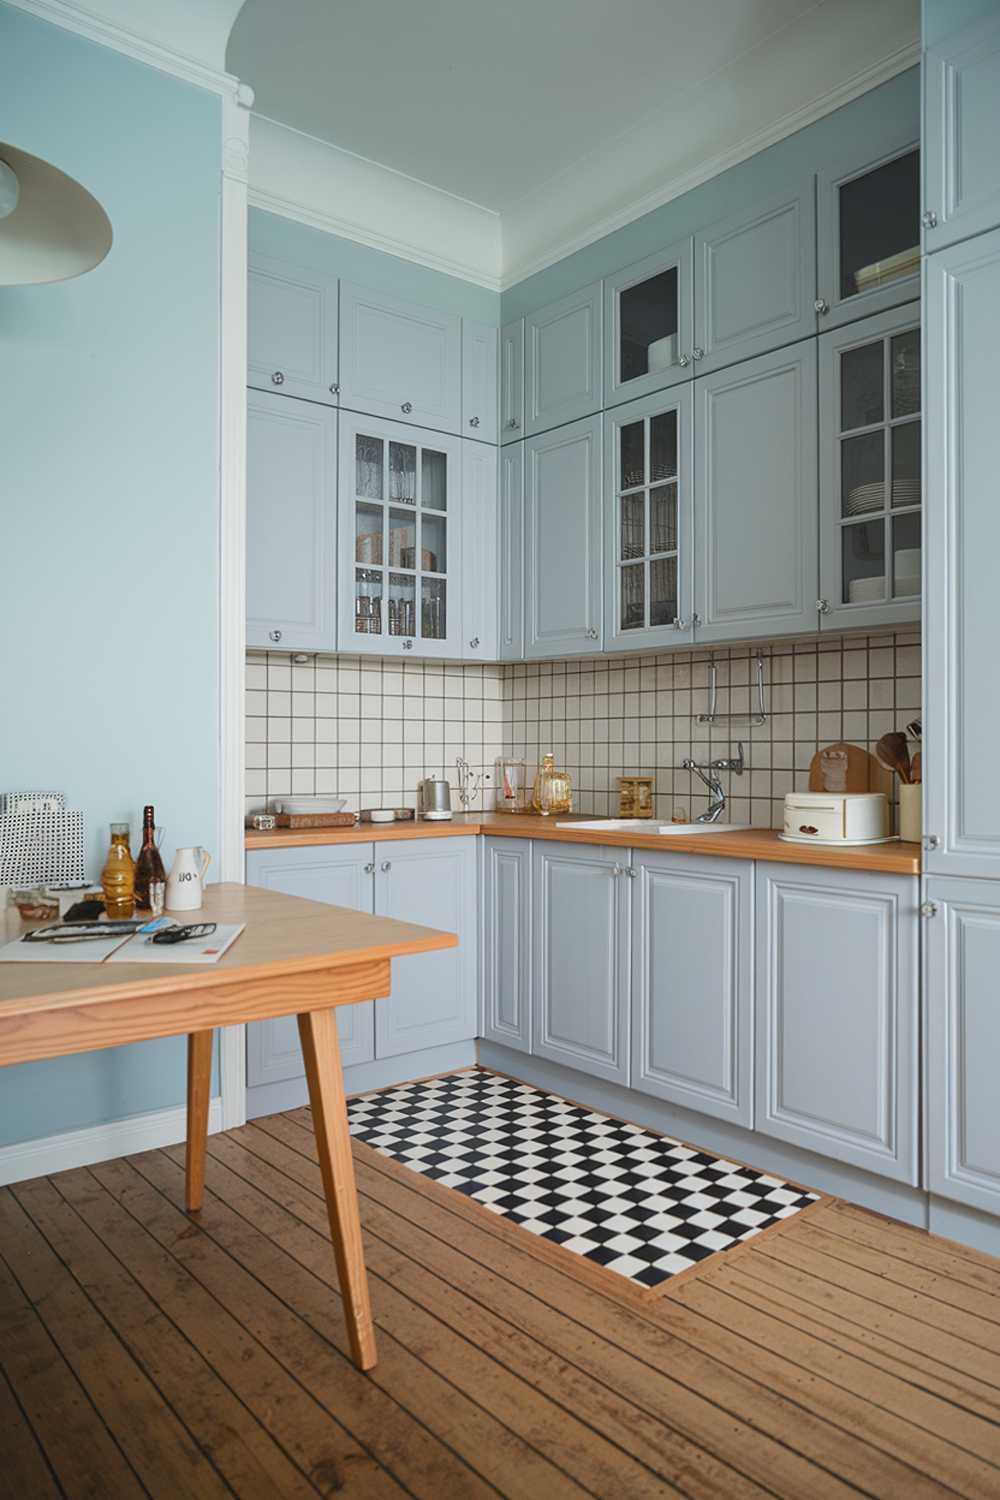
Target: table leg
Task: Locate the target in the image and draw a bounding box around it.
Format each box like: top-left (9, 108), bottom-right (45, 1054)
top-left (297, 1007), bottom-right (377, 1371)
top-left (185, 1029), bottom-right (214, 1213)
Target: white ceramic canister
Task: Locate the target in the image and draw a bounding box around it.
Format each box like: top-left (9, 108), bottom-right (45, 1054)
top-left (898, 783), bottom-right (922, 843)
top-left (166, 846), bottom-right (211, 911)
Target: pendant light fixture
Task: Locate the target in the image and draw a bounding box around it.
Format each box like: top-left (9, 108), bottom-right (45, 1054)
top-left (0, 142), bottom-right (112, 285)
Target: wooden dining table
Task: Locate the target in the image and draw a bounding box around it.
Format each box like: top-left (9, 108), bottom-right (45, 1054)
top-left (0, 882), bottom-right (456, 1372)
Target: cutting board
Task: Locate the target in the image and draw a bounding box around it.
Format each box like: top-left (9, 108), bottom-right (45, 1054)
top-left (808, 742), bottom-right (891, 795)
top-left (274, 812), bottom-right (357, 829)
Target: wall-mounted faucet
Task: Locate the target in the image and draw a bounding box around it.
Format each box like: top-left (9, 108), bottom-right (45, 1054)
top-left (681, 742), bottom-right (745, 823)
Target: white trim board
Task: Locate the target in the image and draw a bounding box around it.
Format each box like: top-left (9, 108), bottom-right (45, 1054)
top-left (0, 1096), bottom-right (222, 1188)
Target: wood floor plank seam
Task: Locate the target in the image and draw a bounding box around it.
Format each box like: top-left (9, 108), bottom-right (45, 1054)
top-left (817, 1204), bottom-right (1000, 1298)
top-left (829, 1201), bottom-right (1000, 1283)
top-left (203, 1129), bottom-right (769, 1500)
top-left (0, 1361), bottom-right (68, 1500)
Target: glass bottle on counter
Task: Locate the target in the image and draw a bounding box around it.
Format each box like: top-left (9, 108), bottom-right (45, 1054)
top-left (101, 822), bottom-right (135, 919)
top-left (532, 753), bottom-right (573, 816)
top-left (133, 804), bottom-right (167, 913)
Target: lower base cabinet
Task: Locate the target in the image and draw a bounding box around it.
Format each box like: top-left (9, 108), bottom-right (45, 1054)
top-left (482, 837), bottom-right (532, 1053)
top-left (532, 841), bottom-right (630, 1085)
top-left (755, 862), bottom-right (919, 1183)
top-left (631, 851), bottom-right (753, 1127)
top-left (926, 876), bottom-right (1000, 1216)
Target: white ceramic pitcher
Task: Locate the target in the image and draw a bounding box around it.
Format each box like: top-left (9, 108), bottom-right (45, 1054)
top-left (165, 846), bottom-right (211, 912)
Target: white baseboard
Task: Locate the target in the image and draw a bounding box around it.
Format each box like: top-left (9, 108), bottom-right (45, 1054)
top-left (0, 1097), bottom-right (223, 1187)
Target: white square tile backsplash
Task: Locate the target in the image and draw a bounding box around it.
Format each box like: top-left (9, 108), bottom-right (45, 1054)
top-left (246, 629), bottom-right (920, 830)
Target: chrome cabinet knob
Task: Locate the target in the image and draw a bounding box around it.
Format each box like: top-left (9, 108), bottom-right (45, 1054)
top-left (625, 867), bottom-right (638, 879)
top-left (363, 862), bottom-right (375, 875)
top-left (816, 598), bottom-right (831, 614)
top-left (922, 209), bottom-right (938, 229)
top-left (469, 416), bottom-right (480, 428)
top-left (506, 417), bottom-right (519, 429)
top-left (380, 861), bottom-right (391, 872)
top-left (814, 298), bottom-right (829, 315)
top-left (673, 616), bottom-right (687, 630)
top-left (678, 353), bottom-right (691, 368)
top-left (920, 901), bottom-right (938, 918)
top-left (469, 636), bottom-right (480, 649)
top-left (586, 627), bottom-right (599, 640)
top-left (401, 401), bottom-right (413, 414)
top-left (611, 865), bottom-right (624, 878)
top-left (271, 370), bottom-right (285, 385)
top-left (329, 382), bottom-right (340, 395)
top-left (924, 833), bottom-right (940, 850)
top-left (691, 612), bottom-right (702, 627)
top-left (402, 638), bottom-right (413, 650)
top-left (692, 346), bottom-right (705, 360)
top-left (268, 629), bottom-right (282, 642)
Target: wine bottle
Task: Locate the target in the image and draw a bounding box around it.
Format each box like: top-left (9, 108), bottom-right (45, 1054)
top-left (134, 804), bottom-right (167, 912)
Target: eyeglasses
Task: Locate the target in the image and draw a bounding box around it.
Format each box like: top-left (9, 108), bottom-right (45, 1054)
top-left (23, 920), bottom-right (143, 944)
top-left (147, 922), bottom-right (217, 946)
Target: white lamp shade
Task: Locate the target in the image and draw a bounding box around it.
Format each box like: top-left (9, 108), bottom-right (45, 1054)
top-left (0, 142), bottom-right (112, 285)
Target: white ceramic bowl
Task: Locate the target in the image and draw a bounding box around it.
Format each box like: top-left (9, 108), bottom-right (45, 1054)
top-left (848, 575), bottom-right (886, 604)
top-left (894, 548), bottom-right (920, 575)
top-left (647, 334), bottom-right (678, 371)
top-left (273, 796), bottom-right (347, 815)
top-left (369, 809), bottom-right (396, 823)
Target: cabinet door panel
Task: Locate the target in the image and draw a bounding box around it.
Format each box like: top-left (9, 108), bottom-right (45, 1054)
top-left (524, 283), bottom-right (603, 436)
top-left (694, 184), bottom-right (815, 373)
top-left (244, 846), bottom-right (376, 1089)
top-left (817, 136), bottom-right (920, 329)
top-left (524, 415), bottom-right (603, 657)
top-left (604, 239), bottom-right (694, 406)
top-left (246, 391), bottom-right (337, 652)
top-left (482, 837), bottom-right (532, 1053)
top-left (632, 853), bottom-right (752, 1126)
top-left (462, 320), bottom-right (498, 444)
top-left (925, 228), bottom-right (1000, 877)
top-left (755, 863), bottom-right (918, 1182)
top-left (500, 319), bottom-right (524, 444)
top-left (925, 10), bottom-right (1000, 252)
top-left (248, 256), bottom-right (338, 405)
top-left (926, 877), bottom-right (1000, 1215)
top-left (694, 340), bottom-right (818, 643)
top-left (532, 842), bottom-right (629, 1085)
top-left (461, 441), bottom-right (498, 660)
top-left (499, 444), bottom-right (524, 660)
top-left (374, 838), bottom-right (477, 1057)
top-left (339, 282), bottom-right (461, 434)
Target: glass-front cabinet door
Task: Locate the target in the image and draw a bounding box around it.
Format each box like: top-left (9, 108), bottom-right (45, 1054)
top-left (338, 414), bottom-right (462, 657)
top-left (604, 386), bottom-right (693, 651)
top-left (604, 239), bottom-right (694, 407)
top-left (817, 135), bottom-right (920, 329)
top-left (818, 304), bottom-right (921, 631)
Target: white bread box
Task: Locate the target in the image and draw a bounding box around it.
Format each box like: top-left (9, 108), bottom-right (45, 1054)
top-left (782, 791), bottom-right (890, 845)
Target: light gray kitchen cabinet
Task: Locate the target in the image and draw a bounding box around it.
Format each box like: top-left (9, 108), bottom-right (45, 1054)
top-left (816, 133), bottom-right (920, 330)
top-left (693, 182), bottom-right (816, 374)
top-left (924, 9), bottom-right (1000, 253)
top-left (500, 318), bottom-right (524, 444)
top-left (498, 442), bottom-right (524, 661)
top-left (631, 851), bottom-right (753, 1127)
top-left (604, 239), bottom-right (694, 407)
top-left (524, 414), bottom-right (603, 658)
top-left (925, 876), bottom-right (1000, 1216)
top-left (755, 862), bottom-right (919, 1184)
top-left (338, 411), bottom-right (463, 659)
top-left (604, 385), bottom-right (694, 652)
top-left (462, 319), bottom-right (498, 444)
top-left (694, 339), bottom-right (818, 644)
top-left (246, 390), bottom-right (337, 652)
top-left (524, 282), bottom-right (603, 437)
top-left (532, 841), bottom-right (630, 1085)
top-left (339, 281), bottom-right (462, 434)
top-left (373, 837), bottom-right (478, 1058)
top-left (244, 846), bottom-right (377, 1106)
top-left (924, 227), bottom-right (1000, 878)
top-left (461, 439), bottom-right (498, 660)
top-left (818, 303), bottom-right (922, 632)
top-left (247, 254), bottom-right (339, 406)
top-left (482, 837), bottom-right (532, 1053)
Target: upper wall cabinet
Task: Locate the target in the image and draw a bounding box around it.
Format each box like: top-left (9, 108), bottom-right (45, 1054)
top-left (338, 411), bottom-right (463, 659)
top-left (461, 439), bottom-right (499, 660)
top-left (818, 303), bottom-right (921, 633)
top-left (462, 320), bottom-right (498, 444)
top-left (339, 282), bottom-right (462, 434)
top-left (500, 318), bottom-right (524, 443)
top-left (924, 9), bottom-right (1000, 252)
top-left (816, 134), bottom-right (920, 330)
top-left (524, 282), bottom-right (603, 437)
top-left (693, 182), bottom-right (816, 373)
top-left (694, 339), bottom-right (818, 644)
top-left (604, 239), bottom-right (694, 407)
top-left (248, 255), bottom-right (339, 406)
top-left (246, 390), bottom-right (337, 652)
top-left (524, 414), bottom-right (603, 657)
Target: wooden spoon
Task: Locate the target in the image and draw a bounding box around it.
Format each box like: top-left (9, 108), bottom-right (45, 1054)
top-left (875, 731), bottom-right (911, 784)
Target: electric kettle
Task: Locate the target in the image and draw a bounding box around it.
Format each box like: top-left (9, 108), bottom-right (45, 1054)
top-left (417, 777), bottom-right (452, 821)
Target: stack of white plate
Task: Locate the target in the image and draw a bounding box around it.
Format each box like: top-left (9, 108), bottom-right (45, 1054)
top-left (890, 479), bottom-right (921, 507)
top-left (848, 576), bottom-right (886, 603)
top-left (844, 481), bottom-right (885, 516)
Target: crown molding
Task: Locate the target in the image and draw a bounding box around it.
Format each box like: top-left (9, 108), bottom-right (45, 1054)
top-left (4, 0), bottom-right (249, 99)
top-left (247, 114), bottom-right (502, 292)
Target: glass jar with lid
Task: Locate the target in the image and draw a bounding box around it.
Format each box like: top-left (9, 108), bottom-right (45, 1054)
top-left (494, 757), bottom-right (528, 812)
top-left (532, 753), bottom-right (572, 816)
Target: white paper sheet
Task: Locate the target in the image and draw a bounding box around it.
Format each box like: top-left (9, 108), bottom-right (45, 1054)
top-left (107, 923), bottom-right (246, 965)
top-left (0, 932), bottom-right (133, 963)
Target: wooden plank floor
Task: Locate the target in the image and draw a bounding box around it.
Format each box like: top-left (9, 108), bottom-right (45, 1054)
top-left (2, 1107), bottom-right (1000, 1498)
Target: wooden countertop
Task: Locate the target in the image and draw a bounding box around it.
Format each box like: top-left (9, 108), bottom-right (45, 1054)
top-left (247, 813), bottom-right (921, 876)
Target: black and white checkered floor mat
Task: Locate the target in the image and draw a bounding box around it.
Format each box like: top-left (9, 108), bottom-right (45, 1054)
top-left (348, 1069), bottom-right (820, 1289)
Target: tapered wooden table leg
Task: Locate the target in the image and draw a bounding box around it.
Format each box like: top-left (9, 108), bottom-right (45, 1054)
top-left (185, 1029), bottom-right (214, 1212)
top-left (297, 1007), bottom-right (377, 1371)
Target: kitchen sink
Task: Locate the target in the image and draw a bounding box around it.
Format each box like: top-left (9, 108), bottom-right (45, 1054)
top-left (655, 822), bottom-right (750, 835)
top-left (554, 819), bottom-right (750, 835)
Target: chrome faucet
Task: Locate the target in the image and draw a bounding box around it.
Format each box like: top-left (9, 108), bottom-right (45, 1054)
top-left (682, 742), bottom-right (745, 823)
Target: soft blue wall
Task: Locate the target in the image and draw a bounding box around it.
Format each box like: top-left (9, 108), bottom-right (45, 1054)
top-left (923, 0), bottom-right (999, 47)
top-left (503, 67), bottom-right (920, 321)
top-left (250, 208), bottom-right (501, 325)
top-left (0, 5), bottom-right (222, 1145)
